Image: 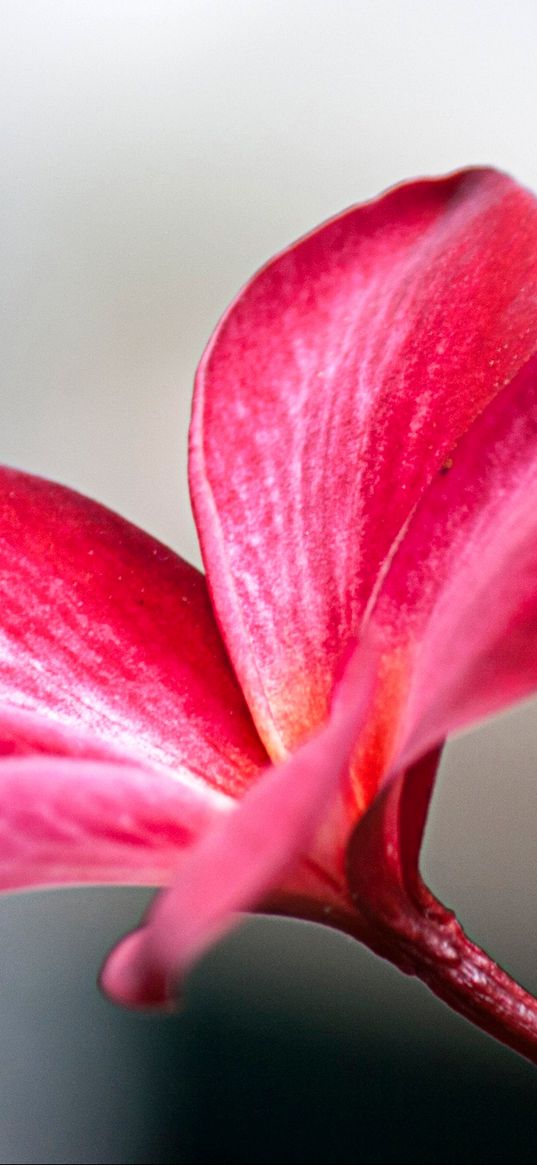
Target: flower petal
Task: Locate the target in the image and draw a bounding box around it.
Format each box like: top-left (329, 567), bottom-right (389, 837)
top-left (0, 467), bottom-right (267, 795)
top-left (0, 755), bottom-right (225, 890)
top-left (369, 352), bottom-right (537, 767)
top-left (100, 640), bottom-right (378, 1009)
top-left (346, 750), bottom-right (537, 1065)
top-left (190, 168), bottom-right (537, 773)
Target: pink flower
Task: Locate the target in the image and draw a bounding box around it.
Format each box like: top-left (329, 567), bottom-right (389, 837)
top-left (2, 167), bottom-right (537, 1062)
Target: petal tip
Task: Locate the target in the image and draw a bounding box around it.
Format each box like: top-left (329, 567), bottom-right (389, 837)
top-left (99, 929), bottom-right (181, 1014)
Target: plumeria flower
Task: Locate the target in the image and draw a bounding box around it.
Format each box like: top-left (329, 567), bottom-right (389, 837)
top-left (2, 167), bottom-right (537, 1064)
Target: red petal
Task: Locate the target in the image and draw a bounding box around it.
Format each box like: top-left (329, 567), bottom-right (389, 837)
top-left (0, 755), bottom-right (224, 890)
top-left (346, 750), bottom-right (537, 1066)
top-left (369, 352), bottom-right (537, 767)
top-left (190, 168), bottom-right (537, 775)
top-left (100, 640), bottom-right (378, 1009)
top-left (0, 468), bottom-right (267, 796)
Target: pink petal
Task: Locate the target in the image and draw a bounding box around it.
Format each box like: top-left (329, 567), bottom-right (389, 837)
top-left (190, 168), bottom-right (537, 781)
top-left (368, 352), bottom-right (537, 768)
top-left (100, 639), bottom-right (378, 1009)
top-left (0, 755), bottom-right (225, 890)
top-left (0, 467), bottom-right (267, 794)
top-left (346, 750), bottom-right (537, 1066)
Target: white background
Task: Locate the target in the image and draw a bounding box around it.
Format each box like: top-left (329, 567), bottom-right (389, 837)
top-left (2, 3), bottom-right (537, 1162)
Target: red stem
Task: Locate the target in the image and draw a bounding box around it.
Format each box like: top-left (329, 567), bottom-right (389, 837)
top-left (345, 749), bottom-right (537, 1066)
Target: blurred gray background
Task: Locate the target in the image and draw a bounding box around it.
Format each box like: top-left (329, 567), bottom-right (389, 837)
top-left (2, 2), bottom-right (537, 1162)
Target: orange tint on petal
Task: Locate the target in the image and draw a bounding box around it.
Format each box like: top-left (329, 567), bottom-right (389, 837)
top-left (280, 643), bottom-right (411, 904)
top-left (348, 645), bottom-right (410, 815)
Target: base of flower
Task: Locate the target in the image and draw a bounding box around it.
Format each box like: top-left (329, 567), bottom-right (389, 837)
top-left (344, 749), bottom-right (537, 1066)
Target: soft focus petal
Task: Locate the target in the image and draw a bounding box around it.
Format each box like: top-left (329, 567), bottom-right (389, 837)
top-left (369, 352), bottom-right (537, 768)
top-left (101, 640), bottom-right (378, 1009)
top-left (0, 467), bottom-right (267, 794)
top-left (0, 756), bottom-right (226, 890)
top-left (346, 751), bottom-right (537, 1066)
top-left (190, 168), bottom-right (537, 780)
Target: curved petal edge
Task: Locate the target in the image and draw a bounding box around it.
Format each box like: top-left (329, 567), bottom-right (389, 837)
top-left (100, 639), bottom-right (379, 1009)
